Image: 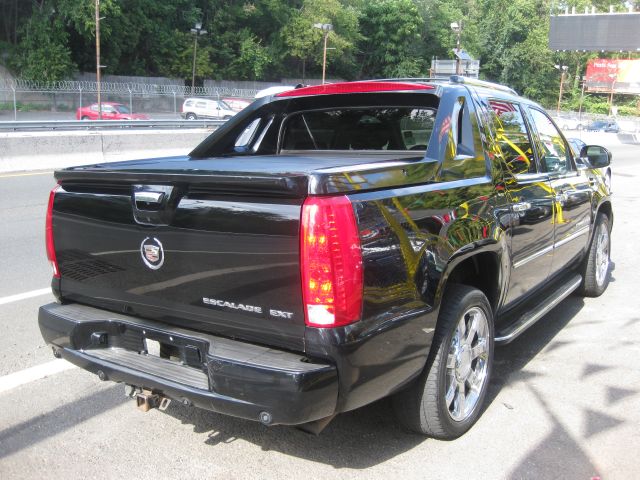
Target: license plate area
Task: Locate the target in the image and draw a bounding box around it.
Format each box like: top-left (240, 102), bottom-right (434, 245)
top-left (135, 327), bottom-right (207, 369)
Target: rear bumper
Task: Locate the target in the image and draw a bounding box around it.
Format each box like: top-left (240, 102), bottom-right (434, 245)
top-left (39, 302), bottom-right (338, 426)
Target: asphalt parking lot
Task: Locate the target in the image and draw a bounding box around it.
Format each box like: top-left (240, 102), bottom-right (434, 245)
top-left (0, 135), bottom-right (638, 479)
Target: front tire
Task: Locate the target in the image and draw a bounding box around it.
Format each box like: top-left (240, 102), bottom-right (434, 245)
top-left (579, 213), bottom-right (611, 297)
top-left (393, 285), bottom-right (494, 439)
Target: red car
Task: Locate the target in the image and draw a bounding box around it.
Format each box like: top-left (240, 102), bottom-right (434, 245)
top-left (76, 102), bottom-right (149, 120)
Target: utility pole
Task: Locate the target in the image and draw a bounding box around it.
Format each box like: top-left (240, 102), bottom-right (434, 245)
top-left (313, 23), bottom-right (333, 84)
top-left (322, 31), bottom-right (329, 84)
top-left (555, 64), bottom-right (568, 116)
top-left (95, 0), bottom-right (102, 120)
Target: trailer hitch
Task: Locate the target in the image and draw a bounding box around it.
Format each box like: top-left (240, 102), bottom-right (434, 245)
top-left (125, 385), bottom-right (171, 412)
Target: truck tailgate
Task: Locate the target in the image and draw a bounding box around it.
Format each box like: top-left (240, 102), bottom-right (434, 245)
top-left (52, 157), bottom-right (308, 351)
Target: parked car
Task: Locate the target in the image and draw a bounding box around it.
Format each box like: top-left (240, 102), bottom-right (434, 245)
top-left (181, 98), bottom-right (236, 120)
top-left (76, 102), bottom-right (149, 120)
top-left (222, 97), bottom-right (252, 112)
top-left (41, 77), bottom-right (612, 440)
top-left (586, 120), bottom-right (620, 133)
top-left (553, 116), bottom-right (584, 131)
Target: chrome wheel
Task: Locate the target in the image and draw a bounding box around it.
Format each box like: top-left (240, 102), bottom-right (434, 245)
top-left (595, 223), bottom-right (610, 287)
top-left (445, 306), bottom-right (490, 422)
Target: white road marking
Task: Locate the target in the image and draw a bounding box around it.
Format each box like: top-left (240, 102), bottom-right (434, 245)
top-left (0, 288), bottom-right (51, 306)
top-left (0, 359), bottom-right (76, 394)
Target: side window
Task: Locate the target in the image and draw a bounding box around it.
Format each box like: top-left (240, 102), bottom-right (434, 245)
top-left (196, 102), bottom-right (207, 109)
top-left (440, 95), bottom-right (486, 181)
top-left (528, 108), bottom-right (571, 174)
top-left (235, 118), bottom-right (262, 148)
top-left (487, 100), bottom-right (536, 175)
top-left (91, 104), bottom-right (99, 111)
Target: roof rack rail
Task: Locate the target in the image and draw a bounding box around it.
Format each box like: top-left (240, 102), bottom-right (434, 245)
top-left (449, 75), bottom-right (518, 96)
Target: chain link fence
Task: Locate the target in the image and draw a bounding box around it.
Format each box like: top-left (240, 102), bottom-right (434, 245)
top-left (0, 78), bottom-right (260, 120)
top-left (2, 77), bottom-right (640, 131)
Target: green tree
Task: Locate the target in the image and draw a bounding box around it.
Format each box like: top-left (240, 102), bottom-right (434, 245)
top-left (165, 30), bottom-right (214, 82)
top-left (281, 0), bottom-right (360, 80)
top-left (13, 2), bottom-right (75, 81)
top-left (229, 31), bottom-right (271, 80)
top-left (358, 0), bottom-right (425, 78)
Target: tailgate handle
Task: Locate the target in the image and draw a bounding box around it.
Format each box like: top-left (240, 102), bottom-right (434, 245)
top-left (134, 191), bottom-right (165, 205)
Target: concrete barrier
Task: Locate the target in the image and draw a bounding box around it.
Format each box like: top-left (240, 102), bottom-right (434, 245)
top-left (0, 128), bottom-right (213, 173)
top-left (617, 132), bottom-right (640, 145)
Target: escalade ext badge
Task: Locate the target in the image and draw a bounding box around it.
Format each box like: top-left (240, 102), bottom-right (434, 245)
top-left (140, 237), bottom-right (164, 270)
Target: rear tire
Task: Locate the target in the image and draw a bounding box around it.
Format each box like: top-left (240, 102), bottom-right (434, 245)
top-left (185, 113), bottom-right (197, 120)
top-left (393, 284), bottom-right (494, 439)
top-left (578, 213), bottom-right (611, 297)
top-left (81, 116), bottom-right (89, 120)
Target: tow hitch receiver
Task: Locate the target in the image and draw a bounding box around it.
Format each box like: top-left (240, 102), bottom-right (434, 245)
top-left (126, 385), bottom-right (171, 412)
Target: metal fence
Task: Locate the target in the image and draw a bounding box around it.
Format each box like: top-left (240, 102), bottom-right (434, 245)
top-left (0, 78), bottom-right (260, 120)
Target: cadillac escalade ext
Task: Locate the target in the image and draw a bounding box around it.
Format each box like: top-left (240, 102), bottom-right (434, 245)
top-left (39, 77), bottom-right (613, 439)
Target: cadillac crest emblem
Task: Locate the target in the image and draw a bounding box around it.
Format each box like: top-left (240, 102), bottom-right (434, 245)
top-left (140, 237), bottom-right (164, 270)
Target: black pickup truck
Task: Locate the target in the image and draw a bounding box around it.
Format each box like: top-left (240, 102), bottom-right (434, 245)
top-left (39, 77), bottom-right (612, 439)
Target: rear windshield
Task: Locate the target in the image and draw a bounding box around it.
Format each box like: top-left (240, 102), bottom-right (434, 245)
top-left (281, 107), bottom-right (436, 151)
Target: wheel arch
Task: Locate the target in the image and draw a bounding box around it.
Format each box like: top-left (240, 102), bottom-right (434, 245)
top-left (437, 248), bottom-right (504, 316)
top-left (597, 200), bottom-right (613, 226)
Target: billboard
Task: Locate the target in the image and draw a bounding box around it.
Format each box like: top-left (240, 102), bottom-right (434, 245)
top-left (585, 59), bottom-right (640, 94)
top-left (549, 13), bottom-right (640, 52)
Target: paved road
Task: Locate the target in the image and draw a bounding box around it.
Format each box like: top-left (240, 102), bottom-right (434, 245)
top-left (0, 139), bottom-right (638, 479)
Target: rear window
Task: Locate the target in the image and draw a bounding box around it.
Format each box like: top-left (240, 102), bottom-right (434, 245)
top-left (280, 107), bottom-right (436, 151)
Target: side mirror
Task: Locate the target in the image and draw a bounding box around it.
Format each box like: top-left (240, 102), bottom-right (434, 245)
top-left (580, 145), bottom-right (612, 168)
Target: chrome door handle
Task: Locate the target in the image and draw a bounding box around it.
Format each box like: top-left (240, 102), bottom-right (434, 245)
top-left (512, 202), bottom-right (531, 213)
top-left (554, 192), bottom-right (568, 203)
top-left (134, 191), bottom-right (165, 204)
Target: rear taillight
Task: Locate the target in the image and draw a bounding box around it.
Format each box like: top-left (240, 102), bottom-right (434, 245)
top-left (46, 185), bottom-right (60, 278)
top-left (300, 196), bottom-right (363, 327)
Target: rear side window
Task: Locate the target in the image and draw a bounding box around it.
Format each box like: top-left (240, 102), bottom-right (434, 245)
top-left (488, 100), bottom-right (536, 175)
top-left (280, 107), bottom-right (436, 152)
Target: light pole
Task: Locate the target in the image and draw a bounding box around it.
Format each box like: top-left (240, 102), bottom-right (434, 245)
top-left (608, 73), bottom-right (617, 117)
top-left (313, 23), bottom-right (333, 84)
top-left (578, 75), bottom-right (586, 122)
top-left (190, 22), bottom-right (207, 94)
top-left (450, 22), bottom-right (462, 75)
top-left (554, 64), bottom-right (568, 116)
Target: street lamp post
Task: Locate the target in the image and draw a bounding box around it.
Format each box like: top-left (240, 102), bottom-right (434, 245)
top-left (578, 75), bottom-right (586, 122)
top-left (608, 73), bottom-right (617, 117)
top-left (555, 64), bottom-right (568, 117)
top-left (190, 22), bottom-right (208, 94)
top-left (313, 23), bottom-right (333, 84)
top-left (450, 22), bottom-right (462, 75)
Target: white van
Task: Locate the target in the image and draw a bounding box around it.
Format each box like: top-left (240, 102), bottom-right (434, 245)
top-left (181, 98), bottom-right (236, 120)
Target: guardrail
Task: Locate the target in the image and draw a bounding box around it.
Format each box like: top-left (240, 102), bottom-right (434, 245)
top-left (0, 119), bottom-right (226, 132)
